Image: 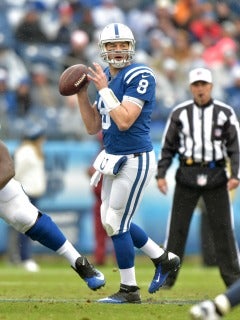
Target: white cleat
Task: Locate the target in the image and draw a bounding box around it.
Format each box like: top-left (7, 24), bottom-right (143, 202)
top-left (189, 300), bottom-right (221, 320)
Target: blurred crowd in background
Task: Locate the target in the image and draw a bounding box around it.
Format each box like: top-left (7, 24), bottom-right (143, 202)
top-left (1, 0), bottom-right (240, 141)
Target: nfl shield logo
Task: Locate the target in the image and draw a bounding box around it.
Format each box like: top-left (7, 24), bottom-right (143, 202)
top-left (197, 174), bottom-right (207, 186)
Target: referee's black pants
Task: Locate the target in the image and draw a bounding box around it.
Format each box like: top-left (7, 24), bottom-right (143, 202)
top-left (165, 182), bottom-right (240, 287)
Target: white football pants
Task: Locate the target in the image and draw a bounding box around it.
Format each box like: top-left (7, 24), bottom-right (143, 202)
top-left (101, 150), bottom-right (156, 236)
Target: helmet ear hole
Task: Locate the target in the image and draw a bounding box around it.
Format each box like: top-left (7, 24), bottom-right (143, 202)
top-left (99, 23), bottom-right (136, 68)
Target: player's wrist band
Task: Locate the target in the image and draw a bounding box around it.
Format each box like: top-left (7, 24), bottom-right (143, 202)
top-left (99, 88), bottom-right (120, 112)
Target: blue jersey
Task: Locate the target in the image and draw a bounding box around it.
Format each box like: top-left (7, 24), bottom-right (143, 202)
top-left (95, 63), bottom-right (156, 155)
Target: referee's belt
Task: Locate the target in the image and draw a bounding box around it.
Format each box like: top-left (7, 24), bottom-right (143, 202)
top-left (180, 158), bottom-right (225, 168)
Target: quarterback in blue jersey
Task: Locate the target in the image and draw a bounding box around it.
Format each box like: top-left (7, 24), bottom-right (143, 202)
top-left (96, 62), bottom-right (155, 154)
top-left (77, 23), bottom-right (180, 303)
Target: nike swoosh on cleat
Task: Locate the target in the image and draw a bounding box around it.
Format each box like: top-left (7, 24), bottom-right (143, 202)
top-left (155, 274), bottom-right (161, 282)
top-left (142, 74), bottom-right (150, 78)
top-left (98, 298), bottom-right (121, 303)
top-left (96, 273), bottom-right (105, 281)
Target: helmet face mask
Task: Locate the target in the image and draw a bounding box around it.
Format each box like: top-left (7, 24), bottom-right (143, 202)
top-left (99, 23), bottom-right (136, 68)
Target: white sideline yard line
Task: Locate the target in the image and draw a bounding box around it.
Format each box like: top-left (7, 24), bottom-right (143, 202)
top-left (0, 298), bottom-right (84, 303)
top-left (0, 298), bottom-right (199, 305)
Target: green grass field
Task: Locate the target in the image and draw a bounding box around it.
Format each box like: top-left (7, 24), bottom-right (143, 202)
top-left (0, 255), bottom-right (239, 320)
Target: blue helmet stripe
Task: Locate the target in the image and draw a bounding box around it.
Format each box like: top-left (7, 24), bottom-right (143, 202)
top-left (114, 23), bottom-right (120, 38)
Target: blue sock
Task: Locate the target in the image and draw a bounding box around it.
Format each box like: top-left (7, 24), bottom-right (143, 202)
top-left (112, 231), bottom-right (134, 269)
top-left (130, 223), bottom-right (148, 248)
top-left (26, 213), bottom-right (66, 251)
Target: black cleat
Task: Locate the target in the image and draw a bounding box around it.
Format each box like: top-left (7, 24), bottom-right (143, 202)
top-left (98, 284), bottom-right (141, 304)
top-left (148, 250), bottom-right (180, 293)
top-left (73, 256), bottom-right (105, 291)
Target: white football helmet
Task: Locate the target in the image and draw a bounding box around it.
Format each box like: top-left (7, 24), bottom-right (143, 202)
top-left (99, 23), bottom-right (136, 68)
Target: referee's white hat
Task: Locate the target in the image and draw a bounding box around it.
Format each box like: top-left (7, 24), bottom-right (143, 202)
top-left (189, 67), bottom-right (212, 84)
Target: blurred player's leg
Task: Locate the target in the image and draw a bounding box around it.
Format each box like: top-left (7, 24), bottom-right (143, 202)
top-left (0, 179), bottom-right (105, 291)
top-left (26, 212), bottom-right (105, 291)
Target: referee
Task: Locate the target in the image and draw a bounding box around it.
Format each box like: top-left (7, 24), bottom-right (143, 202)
top-left (156, 67), bottom-right (240, 288)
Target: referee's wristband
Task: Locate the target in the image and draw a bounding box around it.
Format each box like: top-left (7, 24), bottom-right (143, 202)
top-left (99, 87), bottom-right (120, 112)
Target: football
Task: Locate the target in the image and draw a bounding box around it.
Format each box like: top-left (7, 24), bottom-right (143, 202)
top-left (58, 64), bottom-right (89, 96)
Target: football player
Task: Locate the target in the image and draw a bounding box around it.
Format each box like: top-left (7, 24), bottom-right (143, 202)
top-left (76, 22), bottom-right (180, 303)
top-left (0, 139), bottom-right (105, 291)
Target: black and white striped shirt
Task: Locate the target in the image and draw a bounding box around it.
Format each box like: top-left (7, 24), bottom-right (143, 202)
top-left (157, 99), bottom-right (240, 179)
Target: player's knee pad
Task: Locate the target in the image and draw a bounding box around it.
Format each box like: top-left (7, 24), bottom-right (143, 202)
top-left (104, 223), bottom-right (115, 237)
top-left (102, 206), bottom-right (123, 236)
top-left (0, 179), bottom-right (38, 233)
